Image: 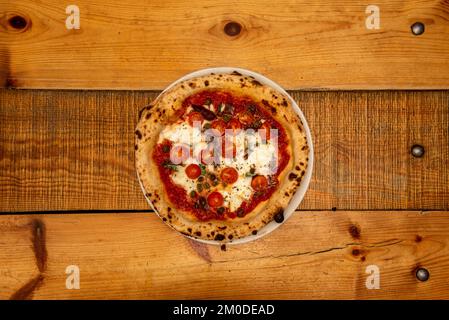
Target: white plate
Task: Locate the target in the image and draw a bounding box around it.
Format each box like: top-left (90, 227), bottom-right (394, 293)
top-left (137, 67), bottom-right (314, 245)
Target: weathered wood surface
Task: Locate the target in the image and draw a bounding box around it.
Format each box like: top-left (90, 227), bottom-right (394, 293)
top-left (0, 90), bottom-right (448, 212)
top-left (1, 0), bottom-right (449, 89)
top-left (1, 211), bottom-right (448, 300)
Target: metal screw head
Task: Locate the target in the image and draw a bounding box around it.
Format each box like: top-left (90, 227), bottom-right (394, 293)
top-left (411, 144), bottom-right (425, 158)
top-left (416, 268), bottom-right (430, 281)
top-left (411, 22), bottom-right (425, 36)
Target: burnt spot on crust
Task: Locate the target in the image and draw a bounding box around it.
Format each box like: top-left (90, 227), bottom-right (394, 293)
top-left (204, 80), bottom-right (209, 87)
top-left (274, 209), bottom-right (284, 223)
top-left (261, 99), bottom-right (270, 107)
top-left (138, 105), bottom-right (152, 119)
top-left (214, 234), bottom-right (225, 241)
top-left (195, 231), bottom-right (202, 237)
top-left (162, 217), bottom-right (167, 222)
top-left (228, 234), bottom-right (234, 240)
top-left (187, 228), bottom-right (192, 233)
top-left (221, 244), bottom-right (227, 251)
top-left (231, 70), bottom-right (242, 76)
top-left (270, 107), bottom-right (277, 114)
top-left (251, 79), bottom-right (262, 86)
top-left (282, 99), bottom-right (288, 107)
top-left (301, 145), bottom-right (308, 151)
top-left (188, 82), bottom-right (196, 88)
top-left (284, 192), bottom-right (289, 197)
top-left (167, 207), bottom-right (171, 212)
top-left (288, 172), bottom-right (298, 181)
top-left (134, 144), bottom-right (138, 150)
top-left (252, 230), bottom-right (258, 235)
top-left (135, 130), bottom-right (142, 140)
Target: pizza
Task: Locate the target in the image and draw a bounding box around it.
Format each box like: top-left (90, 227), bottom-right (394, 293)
top-left (135, 71), bottom-right (309, 242)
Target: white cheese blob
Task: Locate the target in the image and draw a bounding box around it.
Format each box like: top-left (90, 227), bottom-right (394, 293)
top-left (158, 122), bottom-right (201, 146)
top-left (171, 166), bottom-right (196, 193)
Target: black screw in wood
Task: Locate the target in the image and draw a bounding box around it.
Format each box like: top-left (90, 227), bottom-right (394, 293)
top-left (224, 21), bottom-right (242, 37)
top-left (411, 144), bottom-right (425, 158)
top-left (8, 15), bottom-right (27, 30)
top-left (416, 268), bottom-right (430, 282)
top-left (411, 22), bottom-right (425, 36)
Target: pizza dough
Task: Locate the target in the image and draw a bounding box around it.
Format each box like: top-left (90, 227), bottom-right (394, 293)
top-left (135, 71), bottom-right (309, 242)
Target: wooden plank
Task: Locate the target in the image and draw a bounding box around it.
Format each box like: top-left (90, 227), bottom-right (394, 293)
top-left (1, 90), bottom-right (448, 212)
top-left (1, 211), bottom-right (448, 299)
top-left (1, 1), bottom-right (449, 90)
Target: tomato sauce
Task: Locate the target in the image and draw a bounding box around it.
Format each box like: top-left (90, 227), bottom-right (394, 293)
top-left (153, 89), bottom-right (290, 221)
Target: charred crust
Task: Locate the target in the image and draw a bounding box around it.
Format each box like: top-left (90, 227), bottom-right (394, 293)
top-left (231, 70), bottom-right (242, 76)
top-left (188, 82), bottom-right (196, 88)
top-left (221, 244), bottom-right (227, 251)
top-left (282, 99), bottom-right (288, 107)
top-left (204, 80), bottom-right (209, 87)
top-left (274, 209), bottom-right (284, 223)
top-left (138, 105), bottom-right (152, 119)
top-left (251, 79), bottom-right (262, 86)
top-left (187, 228), bottom-right (192, 233)
top-left (295, 165), bottom-right (300, 170)
top-left (135, 130), bottom-right (142, 140)
top-left (252, 230), bottom-right (258, 235)
top-left (228, 234), bottom-right (234, 240)
top-left (134, 144), bottom-right (138, 150)
top-left (195, 231), bottom-right (202, 237)
top-left (214, 234), bottom-right (225, 241)
top-left (288, 172), bottom-right (298, 181)
top-left (270, 107), bottom-right (277, 114)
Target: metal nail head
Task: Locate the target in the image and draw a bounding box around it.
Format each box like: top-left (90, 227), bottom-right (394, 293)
top-left (416, 268), bottom-right (430, 281)
top-left (411, 22), bottom-right (425, 36)
top-left (411, 145), bottom-right (425, 158)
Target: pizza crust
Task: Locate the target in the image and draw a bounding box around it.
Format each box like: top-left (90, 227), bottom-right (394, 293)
top-left (135, 71), bottom-right (309, 242)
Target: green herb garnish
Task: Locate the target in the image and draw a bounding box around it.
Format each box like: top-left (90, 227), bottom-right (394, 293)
top-left (190, 190), bottom-right (197, 198)
top-left (163, 162), bottom-right (178, 171)
top-left (199, 164), bottom-right (206, 175)
top-left (162, 145), bottom-right (170, 153)
top-left (222, 114), bottom-right (232, 123)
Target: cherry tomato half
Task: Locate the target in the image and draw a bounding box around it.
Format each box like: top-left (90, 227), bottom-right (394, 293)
top-left (210, 119), bottom-right (227, 136)
top-left (199, 148), bottom-right (215, 165)
top-left (226, 118), bottom-right (242, 135)
top-left (221, 139), bottom-right (237, 159)
top-left (251, 175), bottom-right (268, 191)
top-left (258, 122), bottom-right (272, 141)
top-left (170, 144), bottom-right (190, 164)
top-left (238, 111), bottom-right (254, 126)
top-left (185, 164), bottom-right (201, 179)
top-left (221, 167), bottom-right (239, 184)
top-left (207, 191), bottom-right (224, 207)
top-left (187, 111), bottom-right (204, 126)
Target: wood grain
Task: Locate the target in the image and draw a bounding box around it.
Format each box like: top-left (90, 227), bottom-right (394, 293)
top-left (1, 1), bottom-right (449, 89)
top-left (1, 211), bottom-right (448, 299)
top-left (1, 89), bottom-right (448, 212)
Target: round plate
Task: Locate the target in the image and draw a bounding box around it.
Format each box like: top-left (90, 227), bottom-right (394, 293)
top-left (137, 67), bottom-right (314, 245)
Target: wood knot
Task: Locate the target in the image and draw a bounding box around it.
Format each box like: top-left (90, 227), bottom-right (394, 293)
top-left (348, 224), bottom-right (361, 240)
top-left (9, 15), bottom-right (27, 29)
top-left (224, 21), bottom-right (242, 36)
top-left (2, 13), bottom-right (31, 33)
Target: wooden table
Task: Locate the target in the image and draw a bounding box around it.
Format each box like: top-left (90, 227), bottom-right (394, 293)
top-left (1, 1), bottom-right (449, 300)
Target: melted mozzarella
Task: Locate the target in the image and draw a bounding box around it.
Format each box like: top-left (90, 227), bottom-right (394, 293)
top-left (158, 122), bottom-right (201, 146)
top-left (171, 167), bottom-right (196, 193)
